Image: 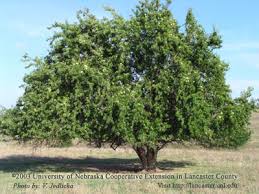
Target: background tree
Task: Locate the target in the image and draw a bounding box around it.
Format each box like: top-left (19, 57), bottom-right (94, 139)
top-left (0, 0), bottom-right (255, 171)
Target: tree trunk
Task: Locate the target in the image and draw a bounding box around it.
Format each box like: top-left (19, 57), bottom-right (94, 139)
top-left (134, 146), bottom-right (158, 171)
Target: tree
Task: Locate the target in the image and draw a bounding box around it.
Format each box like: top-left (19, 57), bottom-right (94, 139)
top-left (0, 0), bottom-right (255, 171)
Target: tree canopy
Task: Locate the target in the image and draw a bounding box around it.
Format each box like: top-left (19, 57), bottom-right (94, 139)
top-left (0, 0), bottom-right (255, 170)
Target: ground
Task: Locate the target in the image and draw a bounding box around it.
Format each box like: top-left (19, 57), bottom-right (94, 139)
top-left (0, 113), bottom-right (258, 194)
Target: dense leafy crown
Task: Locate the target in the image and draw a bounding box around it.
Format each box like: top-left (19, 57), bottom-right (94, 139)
top-left (0, 0), bottom-right (255, 148)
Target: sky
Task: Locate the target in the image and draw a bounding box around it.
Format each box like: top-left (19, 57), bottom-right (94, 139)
top-left (0, 0), bottom-right (259, 108)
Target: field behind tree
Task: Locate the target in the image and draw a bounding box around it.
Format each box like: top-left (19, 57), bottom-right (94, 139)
top-left (0, 112), bottom-right (258, 194)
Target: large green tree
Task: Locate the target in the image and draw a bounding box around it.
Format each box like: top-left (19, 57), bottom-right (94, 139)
top-left (1, 0), bottom-right (255, 170)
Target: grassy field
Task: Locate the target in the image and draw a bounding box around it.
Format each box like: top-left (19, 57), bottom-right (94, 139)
top-left (0, 113), bottom-right (258, 194)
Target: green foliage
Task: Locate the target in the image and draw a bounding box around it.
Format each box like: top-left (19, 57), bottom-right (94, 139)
top-left (0, 0), bottom-right (255, 149)
top-left (0, 107), bottom-right (16, 136)
top-left (211, 88), bottom-right (254, 147)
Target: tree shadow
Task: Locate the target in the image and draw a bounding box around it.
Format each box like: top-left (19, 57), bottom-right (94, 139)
top-left (0, 155), bottom-right (194, 173)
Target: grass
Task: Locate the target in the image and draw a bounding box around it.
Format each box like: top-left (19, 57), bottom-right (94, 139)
top-left (0, 113), bottom-right (258, 194)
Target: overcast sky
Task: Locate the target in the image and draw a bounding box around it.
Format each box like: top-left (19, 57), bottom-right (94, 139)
top-left (1, 0), bottom-right (259, 108)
